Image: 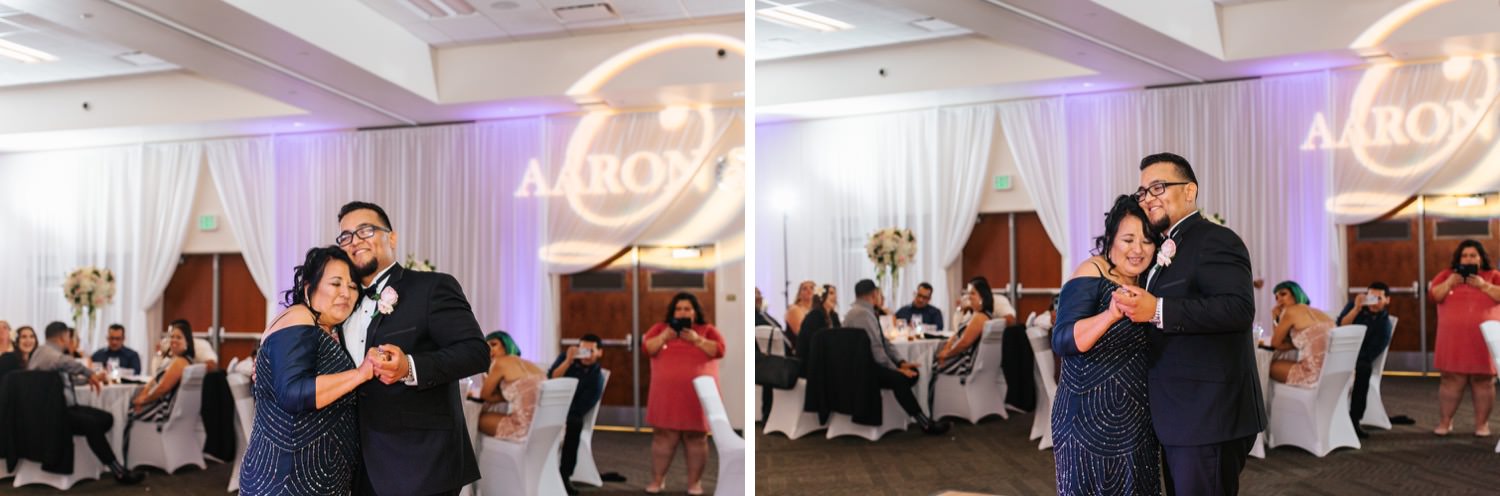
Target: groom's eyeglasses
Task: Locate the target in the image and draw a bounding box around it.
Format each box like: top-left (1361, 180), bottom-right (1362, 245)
top-left (336, 225), bottom-right (391, 246)
top-left (1133, 182), bottom-right (1190, 202)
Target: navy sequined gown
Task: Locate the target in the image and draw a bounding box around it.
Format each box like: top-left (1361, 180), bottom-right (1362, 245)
top-left (240, 325), bottom-right (360, 495)
top-left (1051, 277), bottom-right (1160, 495)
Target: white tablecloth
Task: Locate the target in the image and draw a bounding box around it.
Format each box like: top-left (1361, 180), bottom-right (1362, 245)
top-left (73, 383), bottom-right (143, 463)
top-left (1252, 347), bottom-right (1275, 457)
top-left (891, 339), bottom-right (944, 415)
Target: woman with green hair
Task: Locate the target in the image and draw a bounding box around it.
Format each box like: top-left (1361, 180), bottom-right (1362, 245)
top-left (477, 330), bottom-right (545, 442)
top-left (1268, 281), bottom-right (1336, 386)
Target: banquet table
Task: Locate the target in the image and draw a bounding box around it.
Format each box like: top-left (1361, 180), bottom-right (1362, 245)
top-left (71, 383), bottom-right (142, 463)
top-left (891, 338), bottom-right (944, 416)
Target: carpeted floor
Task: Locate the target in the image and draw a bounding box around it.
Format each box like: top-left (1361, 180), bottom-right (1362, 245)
top-left (755, 375), bottom-right (1500, 495)
top-left (6, 429), bottom-right (720, 495)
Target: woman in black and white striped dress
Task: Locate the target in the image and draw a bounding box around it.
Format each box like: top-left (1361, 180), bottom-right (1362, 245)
top-left (130, 324), bottom-right (195, 421)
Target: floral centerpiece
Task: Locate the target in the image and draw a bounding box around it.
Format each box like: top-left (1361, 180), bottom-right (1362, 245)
top-left (404, 253), bottom-right (436, 272)
top-left (866, 227), bottom-right (916, 294)
top-left (63, 266), bottom-right (115, 331)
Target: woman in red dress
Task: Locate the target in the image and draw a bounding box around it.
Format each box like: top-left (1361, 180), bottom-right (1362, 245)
top-left (643, 292), bottom-right (725, 495)
top-left (1429, 239), bottom-right (1500, 436)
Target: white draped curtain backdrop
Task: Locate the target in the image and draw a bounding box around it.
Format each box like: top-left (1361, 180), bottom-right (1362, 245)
top-left (0, 144), bottom-right (200, 354)
top-left (0, 108), bottom-right (744, 365)
top-left (755, 106), bottom-right (993, 317)
top-left (761, 56), bottom-right (1500, 322)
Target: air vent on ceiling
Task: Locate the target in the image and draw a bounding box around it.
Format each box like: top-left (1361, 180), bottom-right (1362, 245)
top-left (402, 0), bottom-right (478, 20)
top-left (911, 17), bottom-right (960, 32)
top-left (553, 2), bottom-right (618, 23)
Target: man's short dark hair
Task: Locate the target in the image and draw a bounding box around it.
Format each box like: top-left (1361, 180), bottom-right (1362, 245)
top-left (917, 282), bottom-right (933, 293)
top-left (1140, 152), bottom-right (1198, 184)
top-left (1369, 282), bottom-right (1390, 293)
top-left (338, 201), bottom-right (393, 231)
top-left (45, 321), bottom-right (70, 340)
top-left (108, 323), bottom-right (125, 333)
top-left (855, 279), bottom-right (878, 298)
top-left (581, 334), bottom-right (603, 344)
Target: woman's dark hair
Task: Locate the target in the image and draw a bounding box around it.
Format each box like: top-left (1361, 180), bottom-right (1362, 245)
top-left (282, 245), bottom-right (362, 328)
top-left (968, 276), bottom-right (995, 317)
top-left (484, 330), bottom-right (520, 357)
top-left (1451, 239), bottom-right (1494, 272)
top-left (663, 292), bottom-right (708, 325)
top-left (166, 321), bottom-right (197, 362)
top-left (1091, 194), bottom-right (1163, 273)
top-left (1273, 280), bottom-right (1311, 306)
top-left (15, 325), bottom-right (36, 365)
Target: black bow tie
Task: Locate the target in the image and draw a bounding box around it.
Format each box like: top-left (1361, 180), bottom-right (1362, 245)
top-left (364, 270), bottom-right (395, 301)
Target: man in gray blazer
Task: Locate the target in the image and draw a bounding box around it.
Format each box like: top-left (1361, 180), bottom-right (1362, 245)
top-left (844, 279), bottom-right (950, 435)
top-left (28, 321), bottom-right (144, 484)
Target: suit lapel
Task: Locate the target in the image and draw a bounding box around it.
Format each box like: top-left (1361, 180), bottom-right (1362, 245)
top-left (365, 264), bottom-right (407, 351)
top-left (1149, 213), bottom-right (1204, 292)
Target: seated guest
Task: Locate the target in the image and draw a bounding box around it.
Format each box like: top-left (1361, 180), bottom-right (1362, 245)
top-left (152, 320), bottom-right (218, 373)
top-left (933, 278), bottom-right (995, 386)
top-left (755, 287), bottom-right (793, 355)
top-left (548, 333), bottom-right (607, 496)
top-left (91, 323), bottom-right (143, 375)
top-left (1268, 281), bottom-right (1335, 386)
top-left (66, 328), bottom-right (84, 360)
top-left (0, 320), bottom-right (11, 354)
top-left (895, 282), bottom-right (945, 331)
top-left (796, 284), bottom-right (841, 369)
top-left (1338, 282), bottom-right (1393, 438)
top-left (844, 279), bottom-right (950, 435)
top-left (785, 280), bottom-right (816, 335)
top-left (477, 330), bottom-right (545, 442)
top-left (1027, 295), bottom-right (1060, 330)
top-left (0, 325), bottom-right (38, 376)
top-left (132, 323), bottom-right (194, 422)
top-left (27, 321), bottom-right (145, 484)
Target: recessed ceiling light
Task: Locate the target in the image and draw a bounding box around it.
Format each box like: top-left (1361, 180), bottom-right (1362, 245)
top-left (910, 17), bottom-right (960, 32)
top-left (553, 3), bottom-right (618, 23)
top-left (402, 0), bottom-right (477, 19)
top-left (116, 51), bottom-right (166, 66)
top-left (0, 38), bottom-right (58, 64)
top-left (1083, 82), bottom-right (1093, 87)
top-left (757, 6), bottom-right (852, 32)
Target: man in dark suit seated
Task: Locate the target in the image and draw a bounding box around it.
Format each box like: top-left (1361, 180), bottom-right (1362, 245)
top-left (843, 279), bottom-right (950, 435)
top-left (28, 322), bottom-right (144, 484)
top-left (1114, 153), bottom-right (1264, 495)
top-left (893, 282), bottom-right (944, 331)
top-left (90, 324), bottom-right (142, 375)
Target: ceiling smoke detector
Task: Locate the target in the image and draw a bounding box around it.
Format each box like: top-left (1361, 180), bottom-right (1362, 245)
top-left (553, 2), bottom-right (618, 23)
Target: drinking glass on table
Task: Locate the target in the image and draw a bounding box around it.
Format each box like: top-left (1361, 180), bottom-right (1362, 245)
top-left (912, 314), bottom-right (924, 337)
top-left (107, 357), bottom-right (121, 383)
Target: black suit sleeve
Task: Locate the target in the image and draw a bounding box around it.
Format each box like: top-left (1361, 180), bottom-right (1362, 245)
top-left (1162, 227), bottom-right (1255, 335)
top-left (413, 273), bottom-right (490, 391)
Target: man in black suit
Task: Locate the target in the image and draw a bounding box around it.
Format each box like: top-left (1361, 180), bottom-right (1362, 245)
top-left (1114, 153), bottom-right (1264, 495)
top-left (337, 201), bottom-right (490, 496)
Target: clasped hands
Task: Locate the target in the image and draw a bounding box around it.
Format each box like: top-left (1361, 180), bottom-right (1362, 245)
top-left (1109, 285), bottom-right (1159, 324)
top-left (359, 344), bottom-right (410, 385)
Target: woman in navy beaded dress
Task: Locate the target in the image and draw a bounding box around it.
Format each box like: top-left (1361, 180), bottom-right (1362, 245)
top-left (240, 246), bottom-right (379, 496)
top-left (1051, 195), bottom-right (1163, 495)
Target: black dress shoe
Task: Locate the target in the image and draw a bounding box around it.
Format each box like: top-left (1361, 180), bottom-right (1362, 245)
top-left (563, 480), bottom-right (580, 495)
top-left (113, 469), bottom-right (145, 485)
top-left (1354, 426), bottom-right (1369, 439)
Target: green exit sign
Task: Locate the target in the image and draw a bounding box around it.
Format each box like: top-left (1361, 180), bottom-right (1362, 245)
top-left (994, 175), bottom-right (1013, 191)
top-left (198, 215), bottom-right (218, 232)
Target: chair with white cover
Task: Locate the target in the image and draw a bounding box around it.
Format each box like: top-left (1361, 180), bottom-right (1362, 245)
top-left (477, 378), bottom-right (577, 496)
top-left (226, 372), bottom-right (254, 492)
top-left (1480, 321), bottom-right (1500, 453)
top-left (762, 378), bottom-right (825, 439)
top-left (1026, 326), bottom-right (1056, 450)
top-left (931, 321), bottom-right (1009, 424)
top-left (1360, 316), bottom-right (1399, 430)
top-left (128, 363), bottom-right (208, 473)
top-left (570, 369), bottom-right (611, 487)
top-left (693, 376), bottom-right (744, 496)
top-left (12, 436), bottom-right (105, 490)
top-left (825, 388), bottom-right (908, 441)
top-left (1268, 325), bottom-right (1366, 457)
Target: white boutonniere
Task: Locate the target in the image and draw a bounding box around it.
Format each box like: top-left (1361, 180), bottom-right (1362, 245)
top-left (377, 286), bottom-right (399, 315)
top-left (1157, 239), bottom-right (1178, 267)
